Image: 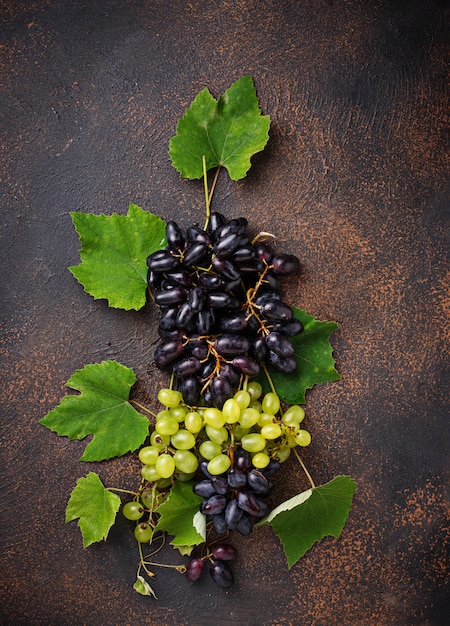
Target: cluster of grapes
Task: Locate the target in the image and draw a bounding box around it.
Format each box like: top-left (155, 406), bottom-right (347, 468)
top-left (146, 211), bottom-right (302, 408)
top-left (185, 542), bottom-right (236, 589)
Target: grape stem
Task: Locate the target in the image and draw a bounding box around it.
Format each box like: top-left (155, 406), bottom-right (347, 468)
top-left (105, 487), bottom-right (140, 496)
top-left (202, 155), bottom-right (221, 230)
top-left (130, 400), bottom-right (158, 419)
top-left (262, 363), bottom-right (277, 395)
top-left (293, 447), bottom-right (316, 489)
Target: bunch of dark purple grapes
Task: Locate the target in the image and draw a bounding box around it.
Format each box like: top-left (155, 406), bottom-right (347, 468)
top-left (146, 211), bottom-right (302, 408)
top-left (194, 448), bottom-right (280, 540)
top-left (185, 542), bottom-right (236, 589)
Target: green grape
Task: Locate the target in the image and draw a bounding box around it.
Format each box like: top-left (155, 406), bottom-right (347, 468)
top-left (252, 451), bottom-right (271, 469)
top-left (150, 431), bottom-right (170, 448)
top-left (158, 388), bottom-right (182, 408)
top-left (155, 416), bottom-right (179, 436)
top-left (122, 501), bottom-right (144, 520)
top-left (282, 405), bottom-right (305, 426)
top-left (170, 429), bottom-right (196, 450)
top-left (261, 422), bottom-right (282, 440)
top-left (173, 449), bottom-right (199, 474)
top-left (155, 453), bottom-right (176, 478)
top-left (258, 412), bottom-right (275, 427)
top-left (138, 446), bottom-right (160, 466)
top-left (170, 405), bottom-right (187, 422)
top-left (141, 464), bottom-right (161, 482)
top-left (134, 522), bottom-right (153, 543)
top-left (222, 398), bottom-right (241, 424)
top-left (174, 470), bottom-right (196, 481)
top-left (199, 440), bottom-right (222, 460)
top-left (155, 477), bottom-right (172, 490)
top-left (295, 429), bottom-right (312, 447)
top-left (184, 411), bottom-right (203, 433)
top-left (208, 453), bottom-right (231, 475)
top-left (262, 392), bottom-right (280, 415)
top-left (248, 400), bottom-right (262, 412)
top-left (156, 409), bottom-right (171, 421)
top-left (231, 424), bottom-right (251, 440)
top-left (273, 446), bottom-right (291, 462)
top-left (234, 390), bottom-right (251, 410)
top-left (285, 434), bottom-right (298, 448)
top-left (140, 488), bottom-right (154, 509)
top-left (247, 381), bottom-right (262, 400)
top-left (205, 425), bottom-right (228, 445)
top-left (203, 407), bottom-right (225, 428)
top-left (241, 432), bottom-right (266, 453)
top-left (239, 407), bottom-right (260, 428)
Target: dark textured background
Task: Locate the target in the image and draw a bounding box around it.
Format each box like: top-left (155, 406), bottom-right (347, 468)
top-left (1, 1), bottom-right (448, 624)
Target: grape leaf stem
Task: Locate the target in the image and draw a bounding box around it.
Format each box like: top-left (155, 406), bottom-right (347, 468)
top-left (293, 447), bottom-right (316, 489)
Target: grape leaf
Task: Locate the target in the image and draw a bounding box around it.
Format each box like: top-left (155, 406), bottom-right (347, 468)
top-left (154, 481), bottom-right (206, 550)
top-left (65, 472), bottom-right (121, 548)
top-left (257, 476), bottom-right (356, 568)
top-left (69, 203), bottom-right (166, 310)
top-left (169, 75), bottom-right (270, 180)
top-left (258, 307), bottom-right (340, 404)
top-left (39, 360), bottom-right (149, 461)
top-left (133, 575), bottom-right (157, 599)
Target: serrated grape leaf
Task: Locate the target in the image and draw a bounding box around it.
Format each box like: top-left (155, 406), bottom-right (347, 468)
top-left (258, 307), bottom-right (340, 404)
top-left (169, 75), bottom-right (270, 181)
top-left (257, 475), bottom-right (356, 568)
top-left (69, 203), bottom-right (166, 310)
top-left (65, 472), bottom-right (121, 548)
top-left (39, 360), bottom-right (149, 461)
top-left (154, 481), bottom-right (205, 549)
top-left (133, 575), bottom-right (157, 599)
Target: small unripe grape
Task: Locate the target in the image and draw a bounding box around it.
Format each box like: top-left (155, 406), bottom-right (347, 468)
top-left (295, 429), bottom-right (311, 447)
top-left (170, 429), bottom-right (196, 450)
top-left (156, 409), bottom-right (171, 421)
top-left (231, 424), bottom-right (251, 440)
top-left (248, 400), bottom-right (262, 412)
top-left (158, 388), bottom-right (182, 408)
top-left (199, 440), bottom-right (222, 460)
top-left (239, 407), bottom-right (260, 428)
top-left (208, 454), bottom-right (231, 475)
top-left (170, 405), bottom-right (188, 422)
top-left (273, 446), bottom-right (291, 463)
top-left (150, 431), bottom-right (170, 448)
top-left (122, 501), bottom-right (144, 520)
top-left (134, 522), bottom-right (153, 543)
top-left (155, 416), bottom-right (179, 436)
top-left (262, 392), bottom-right (280, 415)
top-left (247, 381), bottom-right (262, 400)
top-left (241, 433), bottom-right (266, 453)
top-left (282, 405), bottom-right (305, 425)
top-left (184, 411), bottom-right (203, 433)
top-left (252, 452), bottom-right (271, 469)
top-left (234, 390), bottom-right (251, 410)
top-left (258, 412), bottom-right (275, 427)
top-left (205, 425), bottom-right (228, 444)
top-left (174, 470), bottom-right (196, 481)
top-left (203, 407), bottom-right (225, 429)
top-left (222, 398), bottom-right (241, 424)
top-left (141, 464), bottom-right (161, 482)
top-left (174, 450), bottom-right (199, 474)
top-left (261, 423), bottom-right (282, 440)
top-left (138, 446), bottom-right (160, 465)
top-left (155, 453), bottom-right (176, 478)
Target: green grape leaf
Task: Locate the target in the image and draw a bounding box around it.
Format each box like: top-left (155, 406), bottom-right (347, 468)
top-left (169, 75), bottom-right (270, 180)
top-left (133, 575), bottom-right (157, 599)
top-left (258, 307), bottom-right (340, 404)
top-left (257, 476), bottom-right (356, 568)
top-left (65, 472), bottom-right (121, 548)
top-left (69, 203), bottom-right (166, 310)
top-left (154, 481), bottom-right (206, 550)
top-left (39, 360), bottom-right (149, 461)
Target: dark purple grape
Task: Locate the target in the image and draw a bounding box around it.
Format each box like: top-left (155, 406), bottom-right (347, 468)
top-left (227, 468), bottom-right (247, 489)
top-left (164, 270), bottom-right (193, 288)
top-left (183, 242), bottom-right (210, 267)
top-left (185, 558), bottom-right (204, 581)
top-left (265, 331), bottom-right (295, 358)
top-left (176, 302), bottom-right (196, 328)
top-left (159, 306), bottom-right (179, 331)
top-left (267, 351), bottom-right (297, 373)
top-left (238, 259), bottom-right (265, 274)
top-left (236, 491), bottom-right (261, 516)
top-left (166, 221), bottom-right (185, 251)
top-left (188, 286), bottom-right (206, 312)
top-left (216, 217), bottom-right (247, 238)
top-left (272, 318), bottom-right (304, 336)
top-left (211, 257), bottom-right (240, 281)
top-left (219, 313), bottom-right (248, 333)
top-left (207, 211), bottom-right (226, 235)
top-left (247, 470), bottom-right (269, 494)
top-left (225, 498), bottom-right (243, 529)
top-left (179, 376), bottom-right (200, 406)
top-left (147, 269), bottom-right (161, 289)
top-left (271, 253), bottom-right (300, 275)
top-left (188, 338), bottom-right (209, 360)
top-left (234, 448), bottom-right (252, 472)
top-left (254, 241), bottom-right (274, 263)
top-left (154, 286), bottom-right (187, 306)
top-left (212, 512), bottom-right (228, 534)
top-left (217, 363), bottom-right (241, 386)
top-left (207, 292), bottom-right (240, 309)
top-left (200, 358), bottom-right (216, 381)
top-left (211, 543), bottom-right (237, 561)
top-left (210, 476), bottom-right (229, 496)
top-left (201, 495), bottom-right (227, 516)
top-left (154, 339), bottom-right (184, 368)
top-left (247, 314), bottom-right (262, 333)
top-left (236, 511), bottom-right (253, 536)
top-left (261, 299), bottom-right (293, 321)
top-left (158, 327), bottom-right (182, 341)
top-left (200, 460), bottom-right (213, 479)
top-left (255, 290), bottom-right (281, 305)
top-left (250, 337), bottom-right (267, 363)
top-left (214, 232), bottom-right (242, 259)
top-left (253, 498), bottom-right (270, 518)
top-left (261, 460), bottom-right (281, 477)
top-left (232, 355), bottom-right (260, 377)
top-left (172, 356), bottom-right (201, 378)
top-left (231, 245), bottom-right (256, 263)
top-left (198, 273), bottom-right (226, 291)
top-left (211, 375), bottom-right (233, 408)
top-left (196, 309), bottom-right (215, 334)
top-left (193, 480), bottom-right (217, 498)
top-left (186, 226), bottom-right (211, 245)
top-left (147, 249), bottom-right (180, 272)
top-left (210, 560), bottom-right (234, 588)
top-left (214, 334), bottom-right (250, 358)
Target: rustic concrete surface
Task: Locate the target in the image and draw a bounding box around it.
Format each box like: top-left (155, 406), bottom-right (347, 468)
top-left (1, 1), bottom-right (448, 625)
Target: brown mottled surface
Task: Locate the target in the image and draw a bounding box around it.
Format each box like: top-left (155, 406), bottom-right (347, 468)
top-left (1, 1), bottom-right (448, 624)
